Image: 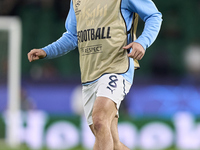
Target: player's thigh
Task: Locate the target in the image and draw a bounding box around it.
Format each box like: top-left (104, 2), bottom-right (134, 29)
top-left (85, 97), bottom-right (119, 134)
top-left (83, 73), bottom-right (131, 126)
top-left (92, 96), bottom-right (117, 125)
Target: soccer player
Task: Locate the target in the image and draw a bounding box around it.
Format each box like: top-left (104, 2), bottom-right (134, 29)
top-left (27, 0), bottom-right (162, 149)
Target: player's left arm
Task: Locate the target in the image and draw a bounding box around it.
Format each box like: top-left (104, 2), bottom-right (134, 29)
top-left (123, 0), bottom-right (162, 60)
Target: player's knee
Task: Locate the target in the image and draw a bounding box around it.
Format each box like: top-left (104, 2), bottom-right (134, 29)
top-left (93, 118), bottom-right (107, 133)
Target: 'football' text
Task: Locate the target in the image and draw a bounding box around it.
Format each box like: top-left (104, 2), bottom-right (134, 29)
top-left (77, 27), bottom-right (111, 43)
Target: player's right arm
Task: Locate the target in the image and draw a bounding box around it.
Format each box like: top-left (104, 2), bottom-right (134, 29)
top-left (27, 0), bottom-right (77, 62)
top-left (27, 49), bottom-right (46, 62)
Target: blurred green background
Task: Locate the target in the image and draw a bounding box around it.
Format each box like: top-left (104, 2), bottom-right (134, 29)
top-left (1, 0), bottom-right (200, 80)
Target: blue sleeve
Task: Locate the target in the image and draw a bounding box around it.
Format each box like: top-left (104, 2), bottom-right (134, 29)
top-left (42, 0), bottom-right (78, 59)
top-left (126, 0), bottom-right (162, 50)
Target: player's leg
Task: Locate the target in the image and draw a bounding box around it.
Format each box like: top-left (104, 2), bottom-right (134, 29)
top-left (92, 96), bottom-right (117, 150)
top-left (89, 125), bottom-right (98, 149)
top-left (111, 116), bottom-right (130, 150)
top-left (83, 74), bottom-right (132, 149)
top-left (90, 115), bottom-right (130, 150)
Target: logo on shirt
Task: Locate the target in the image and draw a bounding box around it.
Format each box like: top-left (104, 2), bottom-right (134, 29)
top-left (76, 4), bottom-right (108, 27)
top-left (75, 0), bottom-right (81, 15)
top-left (80, 44), bottom-right (103, 56)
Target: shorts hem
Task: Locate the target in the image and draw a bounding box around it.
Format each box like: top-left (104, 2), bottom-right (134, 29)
top-left (88, 122), bottom-right (93, 126)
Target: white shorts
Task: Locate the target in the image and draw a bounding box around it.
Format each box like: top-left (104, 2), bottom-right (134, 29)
top-left (82, 74), bottom-right (132, 125)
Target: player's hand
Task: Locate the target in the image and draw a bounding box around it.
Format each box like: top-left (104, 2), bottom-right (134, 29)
top-left (123, 42), bottom-right (145, 60)
top-left (27, 49), bottom-right (47, 62)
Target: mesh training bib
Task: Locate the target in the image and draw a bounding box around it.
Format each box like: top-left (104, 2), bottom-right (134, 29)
top-left (73, 0), bottom-right (139, 83)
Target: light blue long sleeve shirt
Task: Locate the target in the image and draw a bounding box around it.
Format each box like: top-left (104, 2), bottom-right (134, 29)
top-left (43, 0), bottom-right (162, 84)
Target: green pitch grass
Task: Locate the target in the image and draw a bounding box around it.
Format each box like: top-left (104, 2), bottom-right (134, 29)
top-left (0, 141), bottom-right (178, 150)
